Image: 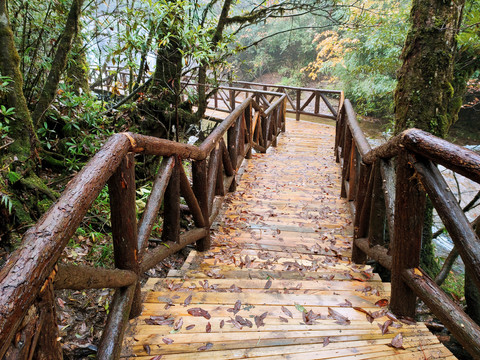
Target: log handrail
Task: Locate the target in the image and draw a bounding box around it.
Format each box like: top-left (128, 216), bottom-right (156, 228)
top-left (0, 93), bottom-right (287, 358)
top-left (335, 97), bottom-right (480, 358)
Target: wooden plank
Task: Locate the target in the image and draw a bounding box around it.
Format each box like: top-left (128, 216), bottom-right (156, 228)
top-left (122, 119), bottom-right (452, 360)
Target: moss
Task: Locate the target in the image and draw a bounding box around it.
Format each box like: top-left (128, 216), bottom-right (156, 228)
top-left (37, 198), bottom-right (54, 213)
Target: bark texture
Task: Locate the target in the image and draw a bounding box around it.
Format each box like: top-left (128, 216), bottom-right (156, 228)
top-left (0, 0), bottom-right (36, 161)
top-left (394, 0), bottom-right (465, 137)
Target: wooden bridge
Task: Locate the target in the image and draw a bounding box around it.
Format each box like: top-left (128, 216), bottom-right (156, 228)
top-left (1, 83), bottom-right (480, 359)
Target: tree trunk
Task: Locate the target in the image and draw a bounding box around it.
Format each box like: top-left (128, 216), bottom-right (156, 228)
top-left (0, 0), bottom-right (36, 162)
top-left (394, 0), bottom-right (465, 276)
top-left (31, 0), bottom-right (84, 126)
top-left (394, 0), bottom-right (465, 138)
top-left (66, 30), bottom-right (90, 95)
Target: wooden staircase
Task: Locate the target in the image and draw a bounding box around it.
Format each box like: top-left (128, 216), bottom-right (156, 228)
top-left (121, 120), bottom-right (455, 359)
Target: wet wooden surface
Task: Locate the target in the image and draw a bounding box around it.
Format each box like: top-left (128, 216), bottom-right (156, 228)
top-left (122, 119), bottom-right (455, 359)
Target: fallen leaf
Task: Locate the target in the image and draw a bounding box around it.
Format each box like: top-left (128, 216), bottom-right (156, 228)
top-left (143, 344), bottom-right (151, 355)
top-left (379, 319), bottom-right (393, 335)
top-left (197, 342), bottom-right (213, 351)
top-left (264, 278), bottom-right (272, 289)
top-left (220, 320), bottom-right (224, 328)
top-left (375, 299), bottom-right (389, 307)
top-left (186, 324), bottom-right (195, 330)
top-left (184, 294), bottom-right (192, 307)
top-left (206, 322), bottom-right (211, 333)
top-left (187, 307), bottom-right (211, 319)
top-left (254, 312), bottom-right (268, 328)
top-left (279, 316), bottom-right (289, 323)
top-left (323, 337), bottom-right (330, 347)
top-left (339, 299), bottom-right (352, 307)
top-left (174, 317), bottom-right (183, 331)
top-left (387, 333), bottom-right (404, 349)
top-left (281, 306), bottom-right (293, 318)
top-left (162, 337), bottom-right (174, 345)
top-left (295, 303), bottom-right (307, 313)
top-left (328, 307), bottom-right (351, 325)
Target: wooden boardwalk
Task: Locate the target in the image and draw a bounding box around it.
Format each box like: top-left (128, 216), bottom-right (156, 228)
top-left (122, 120), bottom-right (455, 359)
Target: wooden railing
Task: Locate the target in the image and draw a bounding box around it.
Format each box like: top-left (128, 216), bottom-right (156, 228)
top-left (0, 94), bottom-right (286, 359)
top-left (229, 80), bottom-right (341, 120)
top-left (336, 98), bottom-right (480, 358)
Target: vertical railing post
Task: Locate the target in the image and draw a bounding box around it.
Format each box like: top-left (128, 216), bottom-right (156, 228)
top-left (295, 89), bottom-right (301, 121)
top-left (272, 108), bottom-right (278, 147)
top-left (35, 281), bottom-right (63, 359)
top-left (162, 156), bottom-right (180, 243)
top-left (108, 153), bottom-right (142, 318)
top-left (282, 98), bottom-right (286, 132)
top-left (369, 161), bottom-right (387, 247)
top-left (245, 103), bottom-right (252, 159)
top-left (192, 160), bottom-right (211, 251)
top-left (390, 151), bottom-right (425, 317)
top-left (352, 162), bottom-right (372, 263)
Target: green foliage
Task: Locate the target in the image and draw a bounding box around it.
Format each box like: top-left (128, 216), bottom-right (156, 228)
top-left (305, 1), bottom-right (410, 118)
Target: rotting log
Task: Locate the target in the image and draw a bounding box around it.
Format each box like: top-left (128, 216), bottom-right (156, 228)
top-left (54, 264), bottom-right (137, 290)
top-left (411, 155), bottom-right (480, 293)
top-left (137, 156), bottom-right (175, 254)
top-left (390, 151), bottom-right (425, 318)
top-left (162, 156), bottom-right (180, 244)
top-left (140, 228), bottom-right (209, 272)
top-left (0, 134), bottom-right (130, 358)
top-left (403, 268), bottom-right (480, 359)
top-left (97, 284), bottom-right (135, 360)
top-left (108, 153), bottom-right (142, 318)
top-left (354, 238), bottom-right (392, 270)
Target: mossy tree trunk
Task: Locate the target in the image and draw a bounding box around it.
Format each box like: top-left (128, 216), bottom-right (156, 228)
top-left (394, 0), bottom-right (464, 137)
top-left (0, 0), bottom-right (36, 162)
top-left (394, 0), bottom-right (465, 276)
top-left (32, 0), bottom-right (84, 126)
top-left (66, 29), bottom-right (90, 96)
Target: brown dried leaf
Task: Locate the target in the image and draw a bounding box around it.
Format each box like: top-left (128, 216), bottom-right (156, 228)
top-left (206, 322), bottom-right (211, 333)
top-left (187, 307), bottom-right (211, 319)
top-left (174, 317), bottom-right (183, 331)
top-left (151, 356), bottom-right (163, 360)
top-left (184, 294), bottom-right (192, 307)
top-left (254, 312), bottom-right (268, 328)
top-left (264, 278), bottom-right (272, 290)
top-left (197, 342), bottom-right (213, 351)
top-left (281, 306), bottom-right (293, 318)
top-left (323, 336), bottom-right (330, 347)
top-left (220, 320), bottom-right (224, 328)
top-left (328, 307), bottom-right (351, 325)
top-left (143, 344), bottom-right (151, 355)
top-left (387, 333), bottom-right (404, 349)
top-left (186, 324), bottom-right (195, 330)
top-left (162, 337), bottom-right (174, 345)
top-left (375, 299), bottom-right (389, 307)
top-left (379, 319), bottom-right (393, 335)
top-left (279, 316), bottom-right (289, 323)
top-left (339, 299), bottom-right (352, 307)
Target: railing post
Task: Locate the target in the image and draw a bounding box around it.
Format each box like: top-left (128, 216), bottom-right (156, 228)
top-left (162, 156), bottom-right (180, 243)
top-left (245, 104), bottom-right (252, 159)
top-left (192, 160), bottom-right (211, 251)
top-left (352, 162), bottom-right (372, 263)
top-left (390, 151), bottom-right (425, 318)
top-left (368, 162), bottom-right (387, 247)
top-left (108, 153), bottom-right (142, 318)
top-left (295, 89), bottom-right (301, 121)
